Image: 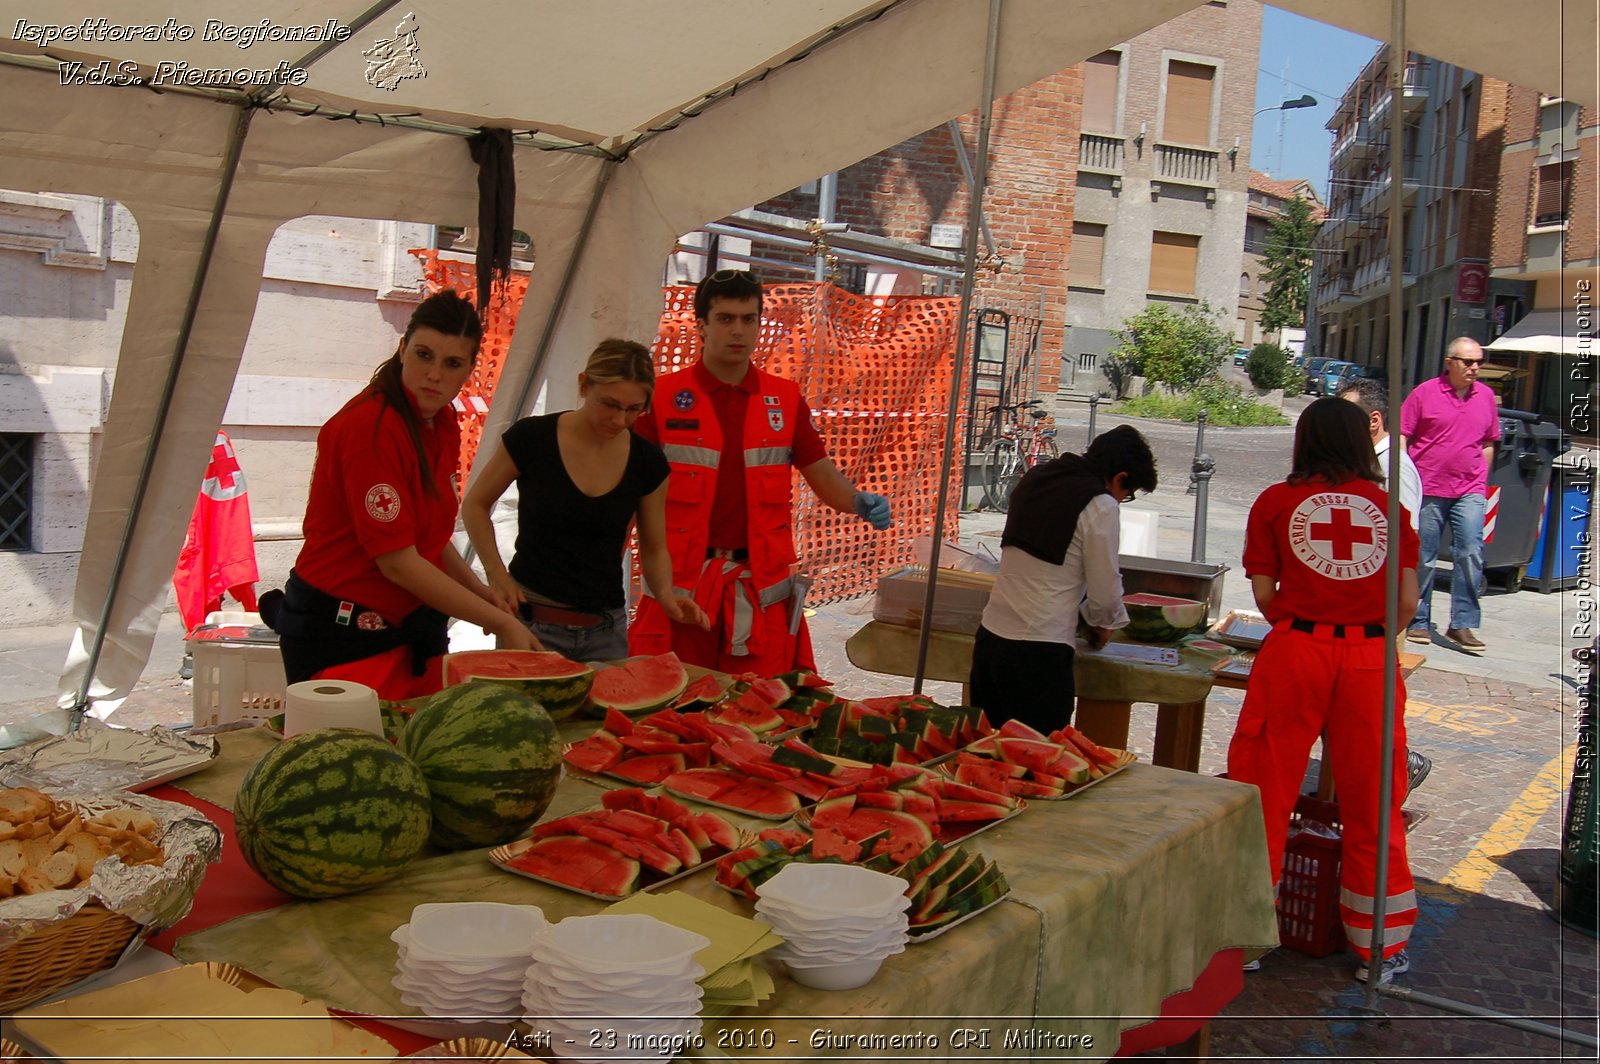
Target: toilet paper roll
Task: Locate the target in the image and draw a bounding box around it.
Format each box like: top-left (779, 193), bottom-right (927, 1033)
top-left (283, 680), bottom-right (383, 739)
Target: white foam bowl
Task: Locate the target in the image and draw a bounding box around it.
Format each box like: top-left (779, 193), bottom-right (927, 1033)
top-left (536, 914), bottom-right (709, 974)
top-left (406, 903), bottom-right (547, 960)
top-left (772, 938), bottom-right (907, 966)
top-left (524, 985), bottom-right (704, 1019)
top-left (753, 904), bottom-right (909, 938)
top-left (755, 863), bottom-right (912, 919)
top-left (759, 926), bottom-right (908, 957)
top-left (783, 955), bottom-right (886, 991)
top-left (394, 961), bottom-right (527, 993)
top-left (528, 955), bottom-right (691, 992)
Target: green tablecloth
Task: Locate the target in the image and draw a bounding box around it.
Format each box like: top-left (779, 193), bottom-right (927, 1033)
top-left (171, 732), bottom-right (1278, 1059)
top-left (845, 620), bottom-right (1220, 704)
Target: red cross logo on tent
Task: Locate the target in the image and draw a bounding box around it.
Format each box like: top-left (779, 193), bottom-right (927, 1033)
top-left (1289, 492), bottom-right (1388, 579)
top-left (365, 483), bottom-right (401, 523)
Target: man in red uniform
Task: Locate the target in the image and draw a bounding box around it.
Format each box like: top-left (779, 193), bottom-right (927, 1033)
top-left (630, 270), bottom-right (892, 673)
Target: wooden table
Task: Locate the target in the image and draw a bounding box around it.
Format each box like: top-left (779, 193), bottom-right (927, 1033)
top-left (845, 620), bottom-right (1220, 773)
top-left (137, 727), bottom-right (1280, 1060)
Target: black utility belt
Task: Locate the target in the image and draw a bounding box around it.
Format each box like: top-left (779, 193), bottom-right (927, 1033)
top-left (1287, 619), bottom-right (1385, 639)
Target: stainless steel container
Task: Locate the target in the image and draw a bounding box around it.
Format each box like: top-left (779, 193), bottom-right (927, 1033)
top-left (1117, 555), bottom-right (1229, 624)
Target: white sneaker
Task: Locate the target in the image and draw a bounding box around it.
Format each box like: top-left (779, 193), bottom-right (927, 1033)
top-left (1355, 949), bottom-right (1411, 985)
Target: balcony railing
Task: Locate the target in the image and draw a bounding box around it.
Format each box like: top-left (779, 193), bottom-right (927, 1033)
top-left (1359, 157), bottom-right (1422, 210)
top-left (1079, 132), bottom-right (1125, 173)
top-left (1154, 143), bottom-right (1218, 187)
top-left (1314, 273), bottom-right (1359, 308)
top-left (1352, 251), bottom-right (1417, 292)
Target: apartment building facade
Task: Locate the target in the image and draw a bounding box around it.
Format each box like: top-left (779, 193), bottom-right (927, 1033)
top-left (1239, 171), bottom-right (1322, 348)
top-left (1311, 49), bottom-right (1524, 393)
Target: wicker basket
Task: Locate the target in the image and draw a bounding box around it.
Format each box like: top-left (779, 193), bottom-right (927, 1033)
top-left (0, 902), bottom-right (146, 1013)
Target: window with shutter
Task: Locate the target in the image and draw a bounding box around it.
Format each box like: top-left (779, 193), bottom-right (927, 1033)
top-left (1534, 162), bottom-right (1571, 226)
top-left (1148, 232), bottom-right (1200, 295)
top-left (1163, 61), bottom-right (1215, 146)
top-left (1070, 223), bottom-right (1106, 288)
top-left (1082, 52), bottom-right (1120, 134)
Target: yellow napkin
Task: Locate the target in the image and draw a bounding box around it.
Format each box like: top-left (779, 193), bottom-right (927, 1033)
top-left (9, 963), bottom-right (394, 1063)
top-left (603, 891), bottom-right (783, 1007)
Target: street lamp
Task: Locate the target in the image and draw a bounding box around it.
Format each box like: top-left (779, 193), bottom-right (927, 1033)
top-left (1242, 95), bottom-right (1318, 166)
top-left (1254, 94), bottom-right (1318, 119)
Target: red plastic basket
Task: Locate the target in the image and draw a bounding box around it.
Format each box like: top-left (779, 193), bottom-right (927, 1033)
top-left (1278, 795), bottom-right (1345, 957)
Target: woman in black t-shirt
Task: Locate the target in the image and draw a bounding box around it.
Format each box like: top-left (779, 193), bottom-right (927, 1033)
top-left (462, 339), bottom-right (709, 660)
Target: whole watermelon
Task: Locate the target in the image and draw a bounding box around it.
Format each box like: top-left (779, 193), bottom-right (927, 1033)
top-left (234, 729), bottom-right (432, 898)
top-left (398, 681), bottom-right (563, 850)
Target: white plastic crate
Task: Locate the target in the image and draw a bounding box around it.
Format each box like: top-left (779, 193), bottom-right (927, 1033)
top-left (189, 625), bottom-right (287, 727)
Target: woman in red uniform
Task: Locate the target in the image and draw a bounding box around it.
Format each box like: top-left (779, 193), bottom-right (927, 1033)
top-left (263, 292), bottom-right (535, 700)
top-left (1226, 397), bottom-right (1420, 985)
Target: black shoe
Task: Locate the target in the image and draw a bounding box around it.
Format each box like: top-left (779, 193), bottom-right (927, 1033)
top-left (1406, 750), bottom-right (1432, 793)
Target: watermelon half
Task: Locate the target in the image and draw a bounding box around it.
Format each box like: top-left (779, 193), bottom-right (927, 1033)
top-left (441, 650), bottom-right (595, 721)
top-left (589, 653), bottom-right (690, 715)
top-left (1122, 593), bottom-right (1208, 643)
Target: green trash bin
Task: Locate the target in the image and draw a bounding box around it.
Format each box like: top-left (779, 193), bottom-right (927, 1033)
top-left (1556, 640), bottom-right (1599, 937)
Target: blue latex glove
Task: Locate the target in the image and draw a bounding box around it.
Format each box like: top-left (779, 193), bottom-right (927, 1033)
top-left (853, 491), bottom-right (893, 530)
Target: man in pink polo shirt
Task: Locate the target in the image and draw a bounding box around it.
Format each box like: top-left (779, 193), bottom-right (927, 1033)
top-left (1400, 337), bottom-right (1501, 654)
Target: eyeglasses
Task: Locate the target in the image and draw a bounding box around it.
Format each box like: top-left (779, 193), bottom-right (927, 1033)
top-left (705, 269), bottom-right (756, 284)
top-left (598, 398), bottom-right (648, 417)
top-left (1448, 357), bottom-right (1484, 366)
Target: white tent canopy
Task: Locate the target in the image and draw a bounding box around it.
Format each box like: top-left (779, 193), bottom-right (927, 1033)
top-left (1487, 309), bottom-right (1587, 356)
top-left (0, 0), bottom-right (1594, 708)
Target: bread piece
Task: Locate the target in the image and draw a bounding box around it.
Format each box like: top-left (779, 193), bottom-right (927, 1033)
top-left (40, 850), bottom-right (78, 888)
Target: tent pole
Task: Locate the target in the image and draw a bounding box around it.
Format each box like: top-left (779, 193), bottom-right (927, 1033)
top-left (460, 157), bottom-right (617, 568)
top-left (70, 103), bottom-right (257, 724)
top-left (912, 0), bottom-right (1004, 694)
top-left (507, 160), bottom-right (617, 421)
top-left (1361, 0), bottom-right (1407, 1012)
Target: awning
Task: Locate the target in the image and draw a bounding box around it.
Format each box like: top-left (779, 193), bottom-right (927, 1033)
top-left (1487, 310), bottom-right (1586, 356)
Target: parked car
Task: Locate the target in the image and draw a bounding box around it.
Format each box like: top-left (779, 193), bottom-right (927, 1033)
top-left (1326, 362), bottom-right (1387, 397)
top-left (1233, 347), bottom-right (1251, 367)
top-left (1302, 356), bottom-right (1332, 395)
top-left (1316, 360), bottom-right (1358, 397)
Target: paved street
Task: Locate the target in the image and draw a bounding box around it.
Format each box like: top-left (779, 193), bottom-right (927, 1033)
top-left (1, 397), bottom-right (1595, 1060)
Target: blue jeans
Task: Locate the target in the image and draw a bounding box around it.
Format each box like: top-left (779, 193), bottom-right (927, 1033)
top-left (525, 606), bottom-right (630, 662)
top-left (1414, 493), bottom-right (1487, 631)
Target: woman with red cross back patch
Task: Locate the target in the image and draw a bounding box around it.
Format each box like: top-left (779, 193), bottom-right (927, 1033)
top-left (260, 292), bottom-right (537, 701)
top-left (1226, 397), bottom-right (1422, 988)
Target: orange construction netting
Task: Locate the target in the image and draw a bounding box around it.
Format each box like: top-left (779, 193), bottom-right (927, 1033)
top-left (409, 257), bottom-right (964, 605)
top-left (412, 249), bottom-right (530, 491)
top-left (655, 283), bottom-right (964, 605)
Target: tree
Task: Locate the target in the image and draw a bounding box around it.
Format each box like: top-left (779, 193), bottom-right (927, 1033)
top-left (1246, 341), bottom-right (1293, 391)
top-left (1111, 302), bottom-right (1234, 390)
top-left (1259, 195), bottom-right (1321, 333)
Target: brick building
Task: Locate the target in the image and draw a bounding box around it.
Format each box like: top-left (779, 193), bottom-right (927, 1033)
top-left (1481, 83), bottom-right (1598, 434)
top-left (702, 0), bottom-right (1263, 405)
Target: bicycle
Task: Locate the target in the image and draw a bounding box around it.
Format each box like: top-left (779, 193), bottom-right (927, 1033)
top-left (982, 398), bottom-right (1059, 512)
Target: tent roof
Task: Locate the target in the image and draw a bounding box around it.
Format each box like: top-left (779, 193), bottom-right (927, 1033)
top-left (0, 0), bottom-right (1594, 710)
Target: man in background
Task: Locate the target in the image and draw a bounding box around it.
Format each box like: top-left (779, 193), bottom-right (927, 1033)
top-left (1400, 337), bottom-right (1501, 655)
top-left (1342, 377), bottom-right (1432, 792)
top-left (1340, 378), bottom-right (1422, 529)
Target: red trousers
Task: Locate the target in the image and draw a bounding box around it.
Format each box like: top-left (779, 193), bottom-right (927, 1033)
top-left (1226, 624), bottom-right (1417, 961)
top-left (632, 562), bottom-right (815, 675)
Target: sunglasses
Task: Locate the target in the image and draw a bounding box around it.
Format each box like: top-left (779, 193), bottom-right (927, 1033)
top-left (1448, 356), bottom-right (1484, 366)
top-left (705, 269), bottom-right (756, 284)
